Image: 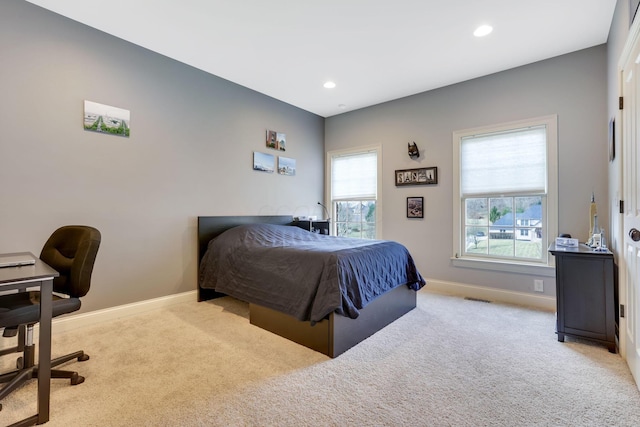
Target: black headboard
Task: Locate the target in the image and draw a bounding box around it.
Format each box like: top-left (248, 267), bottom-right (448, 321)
top-left (196, 215), bottom-right (293, 301)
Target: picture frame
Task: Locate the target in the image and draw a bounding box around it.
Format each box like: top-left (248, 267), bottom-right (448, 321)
top-left (609, 117), bottom-right (615, 162)
top-left (278, 156), bottom-right (296, 176)
top-left (632, 0), bottom-right (640, 27)
top-left (395, 167), bottom-right (437, 186)
top-left (407, 197), bottom-right (424, 218)
top-left (266, 129), bottom-right (286, 151)
top-left (253, 151), bottom-right (275, 173)
top-left (83, 100), bottom-right (130, 138)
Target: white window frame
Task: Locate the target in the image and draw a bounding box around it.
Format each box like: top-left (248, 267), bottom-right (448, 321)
top-left (452, 115), bottom-right (558, 276)
top-left (326, 145), bottom-right (383, 239)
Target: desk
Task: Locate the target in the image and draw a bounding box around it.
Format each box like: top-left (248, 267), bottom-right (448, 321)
top-left (0, 252), bottom-right (58, 426)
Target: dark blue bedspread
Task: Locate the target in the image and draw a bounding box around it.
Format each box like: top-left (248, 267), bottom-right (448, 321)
top-left (198, 224), bottom-right (425, 323)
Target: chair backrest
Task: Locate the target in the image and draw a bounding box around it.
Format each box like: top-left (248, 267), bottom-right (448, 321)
top-left (39, 225), bottom-right (101, 298)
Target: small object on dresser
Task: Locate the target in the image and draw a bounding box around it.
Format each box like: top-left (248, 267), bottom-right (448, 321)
top-left (555, 237), bottom-right (578, 247)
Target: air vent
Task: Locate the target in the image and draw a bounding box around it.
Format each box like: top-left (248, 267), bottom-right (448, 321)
top-left (464, 297), bottom-right (491, 303)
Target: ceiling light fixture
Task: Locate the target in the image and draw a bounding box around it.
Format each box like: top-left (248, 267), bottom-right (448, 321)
top-left (473, 25), bottom-right (493, 37)
top-left (323, 81), bottom-right (336, 89)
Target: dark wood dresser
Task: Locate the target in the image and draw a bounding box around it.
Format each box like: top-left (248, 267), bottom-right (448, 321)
top-left (548, 243), bottom-right (617, 353)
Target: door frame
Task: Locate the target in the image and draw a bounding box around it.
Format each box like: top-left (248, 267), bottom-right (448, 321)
top-left (617, 12), bottom-right (640, 389)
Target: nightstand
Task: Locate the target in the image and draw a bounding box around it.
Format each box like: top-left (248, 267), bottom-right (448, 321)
top-left (548, 243), bottom-right (618, 353)
top-left (292, 220), bottom-right (331, 235)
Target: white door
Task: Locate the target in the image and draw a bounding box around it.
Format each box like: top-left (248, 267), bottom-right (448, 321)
top-left (621, 27), bottom-right (640, 388)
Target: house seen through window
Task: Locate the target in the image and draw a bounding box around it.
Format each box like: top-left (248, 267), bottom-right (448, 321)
top-left (453, 115), bottom-right (558, 267)
top-left (465, 196), bottom-right (543, 259)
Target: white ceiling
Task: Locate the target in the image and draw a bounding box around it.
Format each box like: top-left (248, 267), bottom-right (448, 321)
top-left (26, 0), bottom-right (616, 118)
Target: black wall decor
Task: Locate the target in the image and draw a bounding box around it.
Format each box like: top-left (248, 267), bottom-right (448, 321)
top-left (408, 142), bottom-right (420, 159)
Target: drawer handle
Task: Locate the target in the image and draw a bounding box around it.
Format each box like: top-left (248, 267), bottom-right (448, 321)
top-left (630, 228), bottom-right (640, 242)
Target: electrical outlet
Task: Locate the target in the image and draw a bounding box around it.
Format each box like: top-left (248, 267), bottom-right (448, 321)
top-left (534, 279), bottom-right (544, 293)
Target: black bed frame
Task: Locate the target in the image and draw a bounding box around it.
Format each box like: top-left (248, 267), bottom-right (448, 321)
top-left (197, 215), bottom-right (417, 357)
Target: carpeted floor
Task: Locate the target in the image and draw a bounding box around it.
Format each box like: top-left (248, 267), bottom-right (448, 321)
top-left (2, 289), bottom-right (640, 426)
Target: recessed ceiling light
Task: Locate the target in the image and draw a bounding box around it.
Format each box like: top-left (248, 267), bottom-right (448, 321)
top-left (474, 25), bottom-right (493, 37)
top-left (323, 81), bottom-right (336, 89)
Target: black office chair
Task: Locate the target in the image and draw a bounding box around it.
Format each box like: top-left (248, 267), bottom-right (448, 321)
top-left (0, 225), bottom-right (101, 410)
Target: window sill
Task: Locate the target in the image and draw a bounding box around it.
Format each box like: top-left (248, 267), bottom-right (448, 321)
top-left (451, 256), bottom-right (556, 277)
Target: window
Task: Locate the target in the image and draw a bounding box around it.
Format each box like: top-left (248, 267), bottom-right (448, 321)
top-left (327, 146), bottom-right (381, 239)
top-left (452, 116), bottom-right (558, 272)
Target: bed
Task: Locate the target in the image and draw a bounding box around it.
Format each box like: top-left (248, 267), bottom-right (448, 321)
top-left (197, 215), bottom-right (425, 357)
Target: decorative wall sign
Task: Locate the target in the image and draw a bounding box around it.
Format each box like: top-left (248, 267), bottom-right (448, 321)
top-left (407, 197), bottom-right (424, 218)
top-left (83, 100), bottom-right (130, 137)
top-left (395, 167), bottom-right (437, 186)
top-left (253, 151), bottom-right (275, 173)
top-left (278, 156), bottom-right (296, 176)
top-left (266, 130), bottom-right (286, 151)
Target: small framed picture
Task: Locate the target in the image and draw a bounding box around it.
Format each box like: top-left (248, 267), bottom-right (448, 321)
top-left (407, 197), bottom-right (424, 218)
top-left (608, 117), bottom-right (615, 162)
top-left (253, 151), bottom-right (275, 173)
top-left (395, 167), bottom-right (437, 186)
top-left (278, 156), bottom-right (296, 176)
top-left (84, 100), bottom-right (130, 138)
top-left (266, 129), bottom-right (286, 151)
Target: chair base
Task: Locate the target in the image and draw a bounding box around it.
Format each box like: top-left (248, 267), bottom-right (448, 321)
top-left (0, 344), bottom-right (89, 411)
top-left (51, 350), bottom-right (90, 385)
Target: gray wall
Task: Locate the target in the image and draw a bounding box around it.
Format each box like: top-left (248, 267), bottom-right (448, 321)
top-left (0, 0), bottom-right (325, 312)
top-left (0, 0), bottom-right (611, 310)
top-left (326, 46), bottom-right (608, 297)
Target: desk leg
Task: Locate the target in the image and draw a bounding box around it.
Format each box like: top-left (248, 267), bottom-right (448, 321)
top-left (37, 278), bottom-right (52, 425)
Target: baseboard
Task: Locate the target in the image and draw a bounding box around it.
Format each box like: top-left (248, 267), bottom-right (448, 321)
top-left (1, 282), bottom-right (553, 352)
top-left (51, 290), bottom-right (197, 335)
top-left (0, 291), bottom-right (197, 350)
top-left (424, 278), bottom-right (556, 312)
